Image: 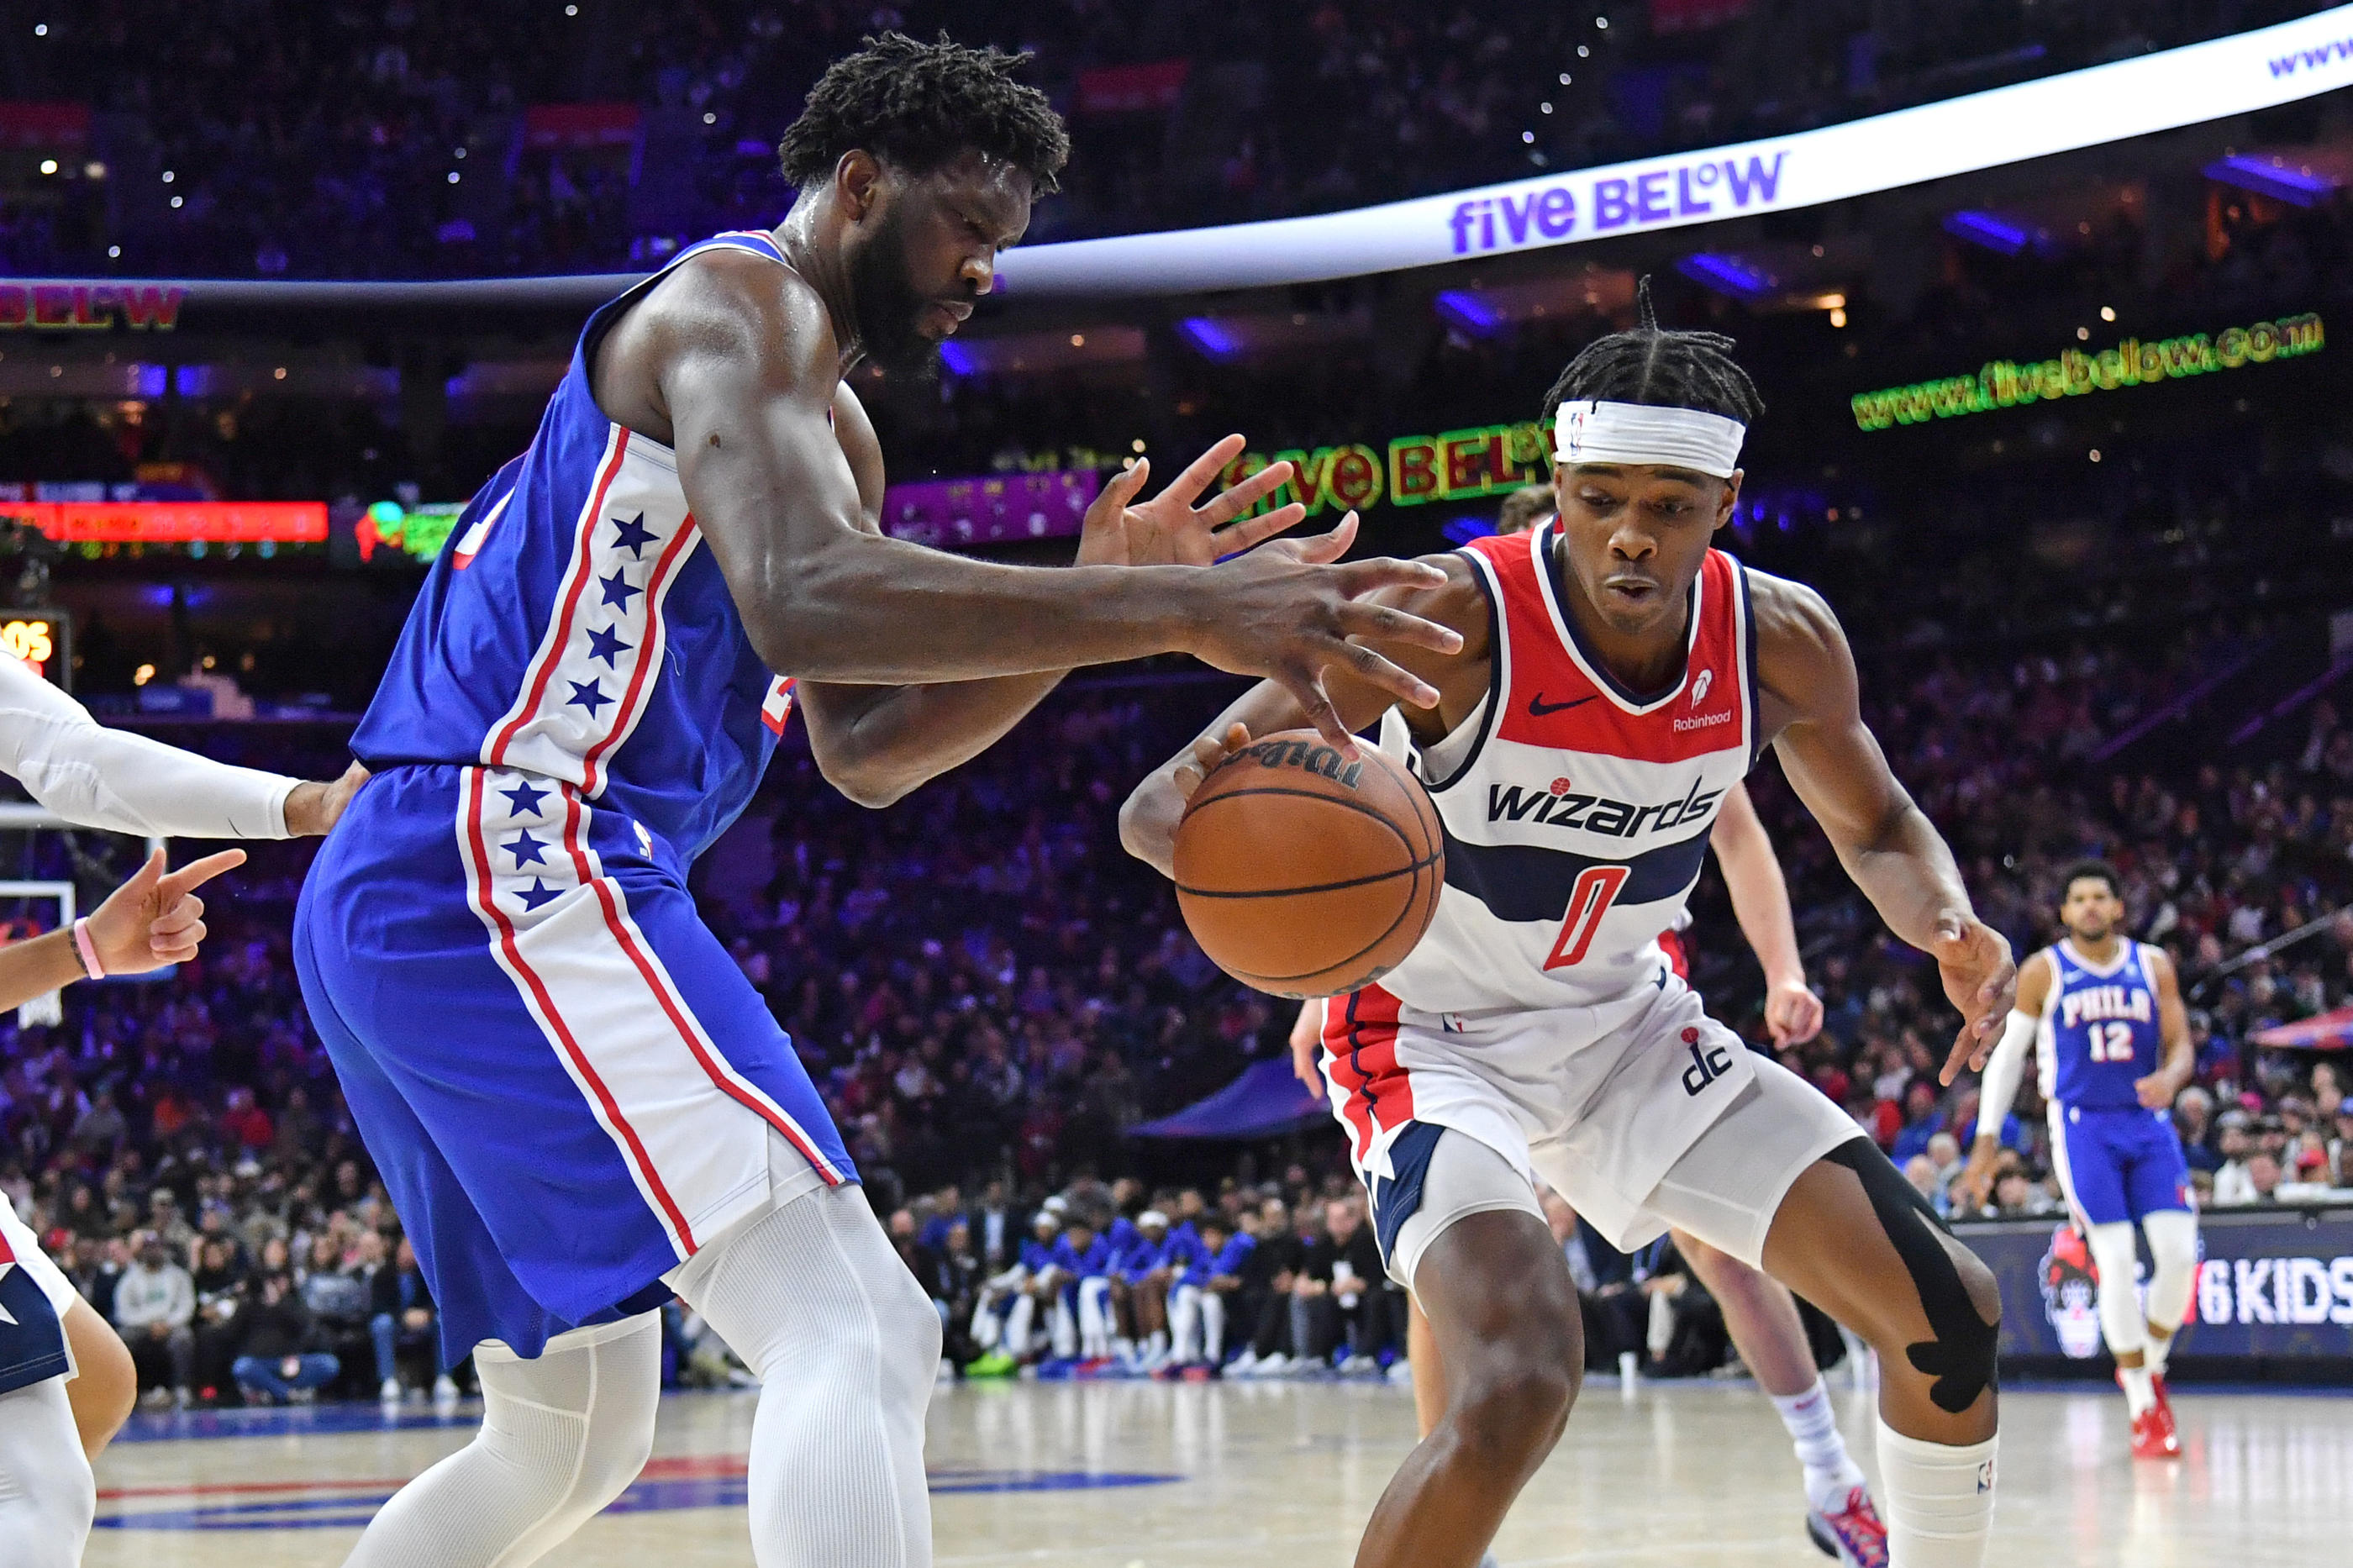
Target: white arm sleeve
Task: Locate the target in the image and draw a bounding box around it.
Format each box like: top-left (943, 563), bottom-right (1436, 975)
top-left (1975, 1009), bottom-right (2038, 1142)
top-left (0, 655), bottom-right (297, 839)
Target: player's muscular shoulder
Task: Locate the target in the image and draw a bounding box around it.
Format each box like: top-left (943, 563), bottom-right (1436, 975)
top-left (1745, 569), bottom-right (1854, 739)
top-left (831, 382), bottom-right (885, 528)
top-left (591, 247), bottom-right (835, 445)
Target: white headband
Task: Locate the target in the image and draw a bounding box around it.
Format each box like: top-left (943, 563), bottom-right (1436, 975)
top-left (1551, 399), bottom-right (1745, 478)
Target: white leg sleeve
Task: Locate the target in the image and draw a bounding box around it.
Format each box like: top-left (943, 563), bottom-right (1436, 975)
top-left (2082, 1222), bottom-right (2147, 1360)
top-left (1877, 1422), bottom-right (1996, 1568)
top-left (1004, 1293), bottom-right (1037, 1357)
top-left (0, 1377), bottom-right (95, 1568)
top-left (680, 1182), bottom-right (940, 1568)
top-left (1200, 1292), bottom-right (1227, 1365)
top-left (1048, 1296), bottom-right (1076, 1360)
top-left (345, 1313), bottom-right (661, 1568)
top-left (2140, 1209), bottom-right (2198, 1350)
top-left (1167, 1285), bottom-right (1201, 1363)
top-left (969, 1290), bottom-right (1002, 1351)
top-left (1076, 1278), bottom-right (1113, 1360)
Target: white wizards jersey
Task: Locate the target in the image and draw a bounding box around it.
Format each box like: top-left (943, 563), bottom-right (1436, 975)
top-left (1372, 523), bottom-right (1760, 1015)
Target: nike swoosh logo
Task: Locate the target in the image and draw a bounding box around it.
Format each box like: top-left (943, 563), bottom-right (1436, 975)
top-left (1527, 692), bottom-right (1596, 717)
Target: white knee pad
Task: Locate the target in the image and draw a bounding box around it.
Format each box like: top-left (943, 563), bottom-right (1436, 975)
top-left (2140, 1209), bottom-right (2199, 1331)
top-left (0, 1377), bottom-right (96, 1568)
top-left (346, 1312), bottom-right (661, 1568)
top-left (2082, 1222), bottom-right (2148, 1359)
top-left (676, 1181), bottom-right (939, 1568)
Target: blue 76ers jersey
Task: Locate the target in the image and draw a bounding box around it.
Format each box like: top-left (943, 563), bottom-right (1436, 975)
top-left (348, 231), bottom-right (799, 861)
top-left (2037, 939), bottom-right (2162, 1112)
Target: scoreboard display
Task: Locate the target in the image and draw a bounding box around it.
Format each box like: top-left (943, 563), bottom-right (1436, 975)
top-left (0, 610), bottom-right (71, 690)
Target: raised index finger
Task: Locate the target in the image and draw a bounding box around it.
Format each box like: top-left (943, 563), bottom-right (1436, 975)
top-left (155, 848), bottom-right (248, 902)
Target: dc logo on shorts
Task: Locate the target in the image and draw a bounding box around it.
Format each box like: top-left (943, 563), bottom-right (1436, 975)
top-left (1679, 1027), bottom-right (1732, 1096)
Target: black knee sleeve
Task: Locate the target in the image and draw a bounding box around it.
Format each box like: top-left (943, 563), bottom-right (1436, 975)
top-left (1822, 1139), bottom-right (1999, 1413)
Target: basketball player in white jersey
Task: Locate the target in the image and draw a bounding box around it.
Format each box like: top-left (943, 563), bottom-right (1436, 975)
top-left (0, 650), bottom-right (361, 1565)
top-left (1295, 779), bottom-right (1887, 1566)
top-left (1125, 286), bottom-right (2013, 1568)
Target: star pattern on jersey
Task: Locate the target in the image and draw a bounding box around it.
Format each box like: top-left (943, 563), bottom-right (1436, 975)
top-left (503, 829), bottom-right (550, 868)
top-left (515, 877), bottom-right (563, 912)
top-left (585, 624), bottom-right (632, 668)
top-left (499, 779), bottom-right (550, 817)
top-left (567, 678), bottom-right (612, 718)
top-left (598, 568), bottom-right (641, 610)
top-left (610, 513), bottom-right (660, 559)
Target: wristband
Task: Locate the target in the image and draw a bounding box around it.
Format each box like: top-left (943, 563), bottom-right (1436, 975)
top-left (72, 917), bottom-right (104, 981)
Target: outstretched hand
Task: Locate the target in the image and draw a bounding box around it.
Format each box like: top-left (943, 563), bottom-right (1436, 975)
top-left (283, 761), bottom-right (371, 837)
top-left (1190, 511), bottom-right (1458, 747)
top-left (84, 847), bottom-right (246, 976)
top-left (1933, 913), bottom-right (2017, 1086)
top-left (1076, 434), bottom-right (1307, 568)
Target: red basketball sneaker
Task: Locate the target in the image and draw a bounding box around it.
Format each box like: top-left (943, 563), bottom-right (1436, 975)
top-left (2129, 1403), bottom-right (2180, 1460)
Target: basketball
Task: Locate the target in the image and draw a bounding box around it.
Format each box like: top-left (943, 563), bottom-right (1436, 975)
top-left (1172, 729), bottom-right (1445, 998)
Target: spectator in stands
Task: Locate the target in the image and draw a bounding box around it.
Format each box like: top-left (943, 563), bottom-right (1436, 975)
top-left (1231, 1199), bottom-right (1303, 1376)
top-left (2175, 1087), bottom-right (2219, 1172)
top-left (370, 1235), bottom-right (453, 1404)
top-left (189, 1234), bottom-right (249, 1401)
top-left (1291, 1194), bottom-right (1393, 1375)
top-left (299, 1229), bottom-right (376, 1395)
top-left (113, 1231), bottom-right (196, 1408)
top-left (231, 1268), bottom-right (339, 1405)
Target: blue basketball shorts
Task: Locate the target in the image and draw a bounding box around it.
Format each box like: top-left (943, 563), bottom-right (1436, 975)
top-left (294, 763), bottom-right (855, 1364)
top-left (2051, 1102), bottom-right (2190, 1227)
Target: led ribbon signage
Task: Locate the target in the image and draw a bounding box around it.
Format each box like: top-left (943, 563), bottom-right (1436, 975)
top-left (996, 6), bottom-right (2353, 297)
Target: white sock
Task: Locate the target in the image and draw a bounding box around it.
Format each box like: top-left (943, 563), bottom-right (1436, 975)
top-left (683, 1183), bottom-right (940, 1568)
top-left (0, 1376), bottom-right (96, 1568)
top-left (346, 1315), bottom-right (660, 1568)
top-left (2143, 1329), bottom-right (2173, 1377)
top-left (1876, 1421), bottom-right (1996, 1568)
top-left (2118, 1365), bottom-right (2155, 1417)
top-left (1770, 1376), bottom-right (1867, 1514)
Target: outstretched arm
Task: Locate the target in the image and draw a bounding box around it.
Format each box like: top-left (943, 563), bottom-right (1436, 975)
top-left (0, 655), bottom-right (363, 839)
top-left (800, 416), bottom-right (1313, 806)
top-left (1707, 779), bottom-right (1822, 1049)
top-left (0, 849), bottom-right (244, 1013)
top-left (1752, 576), bottom-right (2014, 1084)
top-left (619, 253), bottom-right (1454, 744)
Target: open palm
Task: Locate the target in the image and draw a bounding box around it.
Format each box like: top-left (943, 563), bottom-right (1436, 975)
top-left (1076, 434), bottom-right (1310, 567)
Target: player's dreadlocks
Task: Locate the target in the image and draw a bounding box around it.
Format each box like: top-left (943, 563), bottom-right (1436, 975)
top-left (778, 32), bottom-right (1070, 194)
top-left (1540, 276), bottom-right (1765, 425)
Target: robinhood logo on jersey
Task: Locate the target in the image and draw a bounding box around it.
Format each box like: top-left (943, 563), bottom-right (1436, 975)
top-left (1487, 775), bottom-right (1721, 837)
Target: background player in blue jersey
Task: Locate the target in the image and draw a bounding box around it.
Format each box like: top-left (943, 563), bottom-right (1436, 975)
top-left (297, 33), bottom-right (1459, 1568)
top-left (1965, 860), bottom-right (2197, 1460)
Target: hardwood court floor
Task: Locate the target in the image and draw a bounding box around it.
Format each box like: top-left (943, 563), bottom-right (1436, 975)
top-left (85, 1373), bottom-right (2349, 1565)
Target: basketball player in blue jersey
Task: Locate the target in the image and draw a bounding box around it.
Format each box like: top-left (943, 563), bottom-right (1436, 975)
top-left (1961, 860), bottom-right (2197, 1460)
top-left (1126, 284), bottom-right (2013, 1568)
top-left (294, 34), bottom-right (1457, 1568)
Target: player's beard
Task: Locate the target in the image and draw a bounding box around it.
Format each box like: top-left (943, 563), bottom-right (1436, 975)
top-left (846, 206), bottom-right (945, 382)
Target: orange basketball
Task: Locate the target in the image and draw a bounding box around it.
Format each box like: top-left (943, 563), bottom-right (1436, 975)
top-left (1172, 729), bottom-right (1445, 998)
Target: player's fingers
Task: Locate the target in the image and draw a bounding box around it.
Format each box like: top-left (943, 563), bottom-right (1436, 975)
top-left (150, 898), bottom-right (204, 937)
top-left (1210, 502), bottom-right (1306, 556)
top-left (1196, 458), bottom-right (1292, 524)
top-left (1333, 640), bottom-right (1440, 710)
top-left (1160, 434), bottom-right (1249, 506)
top-left (155, 848), bottom-right (246, 902)
top-left (1334, 598), bottom-right (1464, 655)
top-left (1097, 455), bottom-right (1151, 510)
top-left (1278, 510), bottom-right (1359, 566)
top-left (1334, 553), bottom-right (1451, 595)
top-left (1938, 1031), bottom-right (1976, 1087)
top-left (1277, 668), bottom-right (1355, 752)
